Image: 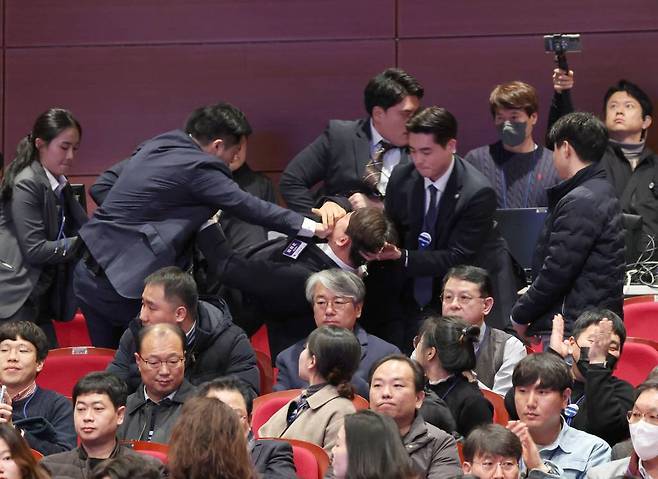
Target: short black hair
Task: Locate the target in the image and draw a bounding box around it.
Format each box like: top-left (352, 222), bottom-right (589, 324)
top-left (512, 352), bottom-right (573, 392)
top-left (418, 315), bottom-right (479, 374)
top-left (572, 309), bottom-right (626, 352)
top-left (72, 372), bottom-right (128, 409)
top-left (406, 106), bottom-right (458, 147)
top-left (184, 102), bottom-right (252, 148)
top-left (0, 321), bottom-right (49, 362)
top-left (547, 111), bottom-right (608, 164)
top-left (604, 79), bottom-right (653, 118)
top-left (197, 377), bottom-right (254, 417)
top-left (307, 326), bottom-right (361, 398)
top-left (463, 423), bottom-right (522, 462)
top-left (136, 323), bottom-right (186, 356)
top-left (635, 379), bottom-right (658, 401)
top-left (144, 266), bottom-right (199, 319)
top-left (369, 354), bottom-right (425, 393)
top-left (364, 68), bottom-right (424, 115)
top-left (443, 265), bottom-right (493, 298)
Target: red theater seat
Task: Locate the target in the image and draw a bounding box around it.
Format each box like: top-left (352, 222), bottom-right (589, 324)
top-left (124, 440), bottom-right (168, 464)
top-left (613, 338), bottom-right (658, 386)
top-left (53, 311), bottom-right (92, 347)
top-left (623, 300), bottom-right (658, 343)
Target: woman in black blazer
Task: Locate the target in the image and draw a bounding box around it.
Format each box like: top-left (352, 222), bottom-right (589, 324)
top-left (0, 108), bottom-right (87, 344)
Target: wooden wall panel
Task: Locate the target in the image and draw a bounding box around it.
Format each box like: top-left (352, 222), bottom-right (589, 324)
top-left (398, 0), bottom-right (658, 38)
top-left (399, 31), bottom-right (658, 155)
top-left (4, 40), bottom-right (394, 175)
top-left (5, 0), bottom-right (395, 46)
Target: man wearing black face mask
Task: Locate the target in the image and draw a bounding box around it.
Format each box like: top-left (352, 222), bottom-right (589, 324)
top-left (465, 81), bottom-right (560, 208)
top-left (505, 309), bottom-right (634, 446)
top-left (195, 207), bottom-right (397, 359)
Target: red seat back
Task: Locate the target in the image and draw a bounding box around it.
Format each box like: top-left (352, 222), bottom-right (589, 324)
top-left (252, 390), bottom-right (301, 438)
top-left (480, 388), bottom-right (509, 426)
top-left (622, 302), bottom-right (658, 342)
top-left (36, 347), bottom-right (116, 398)
top-left (255, 350), bottom-right (274, 395)
top-left (284, 439), bottom-right (329, 479)
top-left (53, 311), bottom-right (92, 347)
top-left (124, 440), bottom-right (168, 464)
top-left (613, 338), bottom-right (658, 386)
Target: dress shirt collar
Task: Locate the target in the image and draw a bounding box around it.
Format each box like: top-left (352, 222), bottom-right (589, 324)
top-left (44, 166), bottom-right (67, 195)
top-left (638, 459), bottom-right (653, 479)
top-left (317, 243), bottom-right (357, 273)
top-left (422, 155), bottom-right (455, 194)
top-left (369, 119), bottom-right (385, 149)
top-left (541, 419), bottom-right (574, 454)
top-left (143, 385), bottom-right (177, 404)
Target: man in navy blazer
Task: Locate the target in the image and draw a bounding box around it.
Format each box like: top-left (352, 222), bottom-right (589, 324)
top-left (198, 377), bottom-right (297, 479)
top-left (74, 103), bottom-right (327, 348)
top-left (280, 68), bottom-right (423, 213)
top-left (371, 107), bottom-right (521, 351)
top-left (274, 269), bottom-right (399, 398)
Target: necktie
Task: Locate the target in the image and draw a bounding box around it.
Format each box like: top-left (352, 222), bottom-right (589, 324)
top-left (414, 185), bottom-right (439, 308)
top-left (363, 140), bottom-right (395, 194)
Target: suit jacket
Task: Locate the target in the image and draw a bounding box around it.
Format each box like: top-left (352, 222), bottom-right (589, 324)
top-left (196, 226), bottom-right (339, 358)
top-left (78, 130), bottom-right (305, 299)
top-left (0, 161), bottom-right (87, 319)
top-left (258, 384), bottom-right (356, 453)
top-left (280, 119), bottom-right (409, 213)
top-left (383, 156), bottom-right (519, 331)
top-left (251, 439), bottom-right (297, 479)
top-left (274, 324), bottom-right (399, 398)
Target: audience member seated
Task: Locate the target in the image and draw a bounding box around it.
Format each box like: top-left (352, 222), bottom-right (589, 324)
top-left (511, 112), bottom-right (625, 343)
top-left (106, 266), bottom-right (258, 395)
top-left (88, 452), bottom-right (163, 479)
top-left (118, 324), bottom-right (196, 443)
top-left (280, 68), bottom-right (423, 214)
top-left (511, 353), bottom-right (611, 478)
top-left (506, 310), bottom-right (634, 447)
top-left (196, 206), bottom-right (396, 358)
top-left (463, 423), bottom-right (561, 478)
top-left (550, 76), bottom-right (658, 253)
top-left (42, 372), bottom-right (163, 479)
top-left (258, 326), bottom-right (360, 452)
top-left (198, 377), bottom-right (297, 479)
top-left (330, 410), bottom-right (416, 479)
top-left (441, 265), bottom-right (526, 396)
top-left (0, 321), bottom-right (75, 455)
top-left (168, 396), bottom-right (258, 479)
top-left (0, 109), bottom-right (88, 347)
top-left (415, 315), bottom-right (493, 438)
top-left (275, 269), bottom-right (399, 398)
top-left (369, 354), bottom-right (462, 478)
top-left (588, 379), bottom-right (658, 478)
top-left (0, 423), bottom-right (51, 479)
top-left (464, 81), bottom-right (560, 208)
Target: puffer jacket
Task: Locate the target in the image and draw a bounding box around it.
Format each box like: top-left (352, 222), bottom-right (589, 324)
top-left (512, 163), bottom-right (625, 335)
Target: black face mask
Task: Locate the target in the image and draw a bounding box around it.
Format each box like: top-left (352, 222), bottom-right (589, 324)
top-left (576, 346), bottom-right (619, 376)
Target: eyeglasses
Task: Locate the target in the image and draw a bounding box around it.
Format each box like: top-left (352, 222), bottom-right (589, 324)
top-left (313, 297), bottom-right (354, 310)
top-left (627, 410), bottom-right (658, 426)
top-left (440, 293), bottom-right (484, 306)
top-left (139, 355), bottom-right (185, 370)
top-left (471, 461), bottom-right (519, 473)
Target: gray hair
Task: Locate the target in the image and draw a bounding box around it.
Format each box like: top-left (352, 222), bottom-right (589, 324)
top-left (305, 269), bottom-right (366, 304)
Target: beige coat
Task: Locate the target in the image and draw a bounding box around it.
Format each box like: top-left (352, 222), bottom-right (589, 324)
top-left (258, 384), bottom-right (356, 452)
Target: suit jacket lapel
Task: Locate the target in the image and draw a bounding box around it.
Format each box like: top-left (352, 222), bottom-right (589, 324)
top-left (353, 119), bottom-right (372, 178)
top-left (409, 169), bottom-right (426, 244)
top-left (32, 162), bottom-right (59, 239)
top-left (434, 158), bottom-right (463, 246)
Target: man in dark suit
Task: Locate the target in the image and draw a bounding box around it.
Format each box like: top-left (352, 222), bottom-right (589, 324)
top-left (196, 207), bottom-right (396, 359)
top-left (280, 68), bottom-right (423, 213)
top-left (370, 106), bottom-right (520, 351)
top-left (198, 377), bottom-right (297, 479)
top-left (274, 269), bottom-right (399, 398)
top-left (74, 102), bottom-right (328, 348)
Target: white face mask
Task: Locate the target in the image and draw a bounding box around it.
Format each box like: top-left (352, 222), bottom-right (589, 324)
top-left (630, 420), bottom-right (658, 461)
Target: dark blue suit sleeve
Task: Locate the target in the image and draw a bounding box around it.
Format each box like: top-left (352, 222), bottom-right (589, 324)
top-left (280, 128), bottom-right (331, 214)
top-left (90, 158), bottom-right (130, 206)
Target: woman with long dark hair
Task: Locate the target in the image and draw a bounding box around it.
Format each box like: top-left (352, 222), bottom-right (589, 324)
top-left (168, 396), bottom-right (257, 479)
top-left (0, 108), bottom-right (87, 344)
top-left (0, 423), bottom-right (50, 479)
top-left (415, 315), bottom-right (494, 438)
top-left (331, 410), bottom-right (417, 479)
top-left (259, 325), bottom-right (361, 452)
